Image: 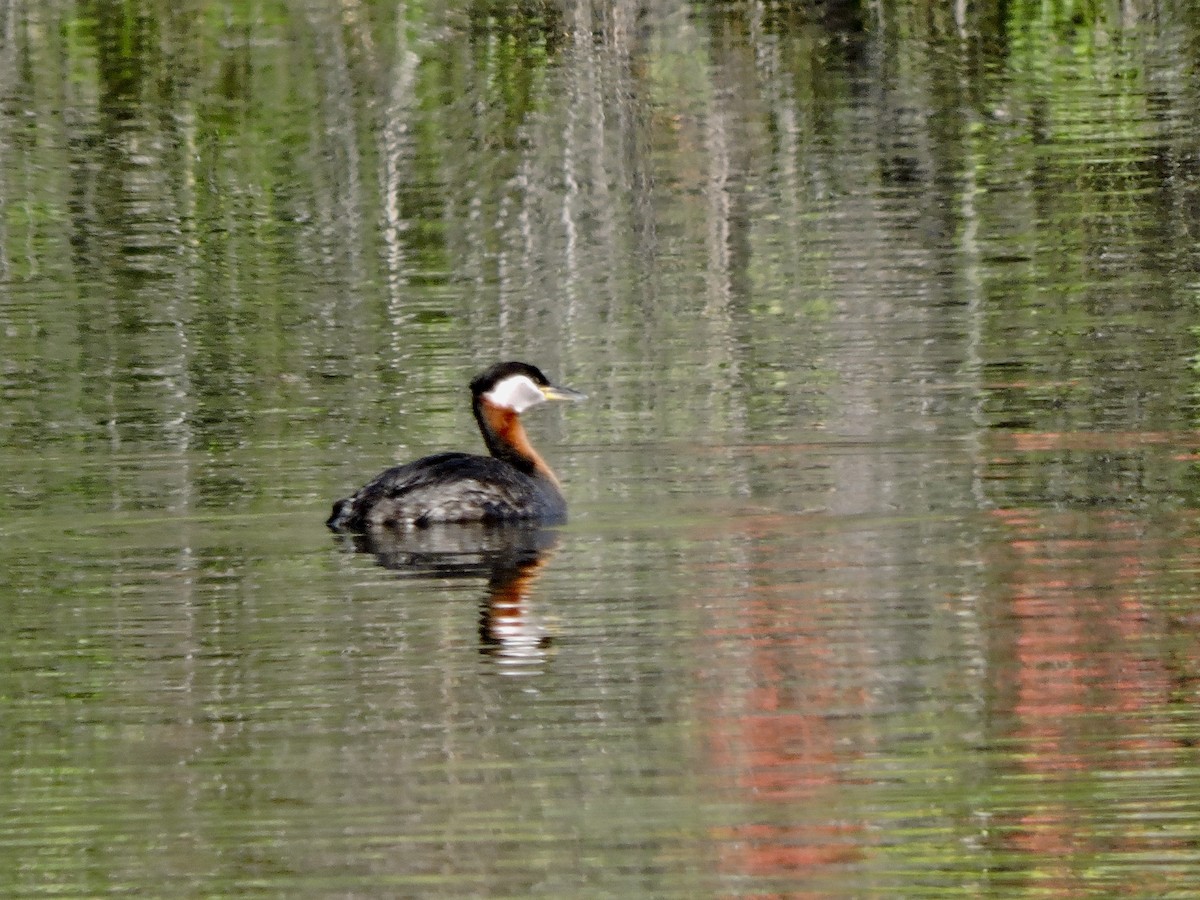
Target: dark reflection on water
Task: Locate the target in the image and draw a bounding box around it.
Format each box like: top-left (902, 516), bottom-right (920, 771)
top-left (337, 524), bottom-right (558, 669)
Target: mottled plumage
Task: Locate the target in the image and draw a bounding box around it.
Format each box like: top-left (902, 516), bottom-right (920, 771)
top-left (327, 362), bottom-right (584, 532)
top-left (327, 451), bottom-right (566, 530)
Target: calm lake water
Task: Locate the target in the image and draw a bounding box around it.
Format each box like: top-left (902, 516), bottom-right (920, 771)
top-left (4, 1), bottom-right (1200, 896)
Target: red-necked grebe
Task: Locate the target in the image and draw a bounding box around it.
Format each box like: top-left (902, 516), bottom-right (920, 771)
top-left (327, 361), bottom-right (585, 531)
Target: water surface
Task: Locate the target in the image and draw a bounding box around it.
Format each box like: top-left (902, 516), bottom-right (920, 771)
top-left (4, 1), bottom-right (1200, 896)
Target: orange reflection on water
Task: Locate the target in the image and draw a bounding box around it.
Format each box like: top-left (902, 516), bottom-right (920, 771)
top-left (695, 517), bottom-right (874, 889)
top-left (987, 505), bottom-right (1200, 893)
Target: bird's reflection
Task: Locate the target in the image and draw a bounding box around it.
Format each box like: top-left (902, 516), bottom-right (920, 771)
top-left (336, 524), bottom-right (558, 668)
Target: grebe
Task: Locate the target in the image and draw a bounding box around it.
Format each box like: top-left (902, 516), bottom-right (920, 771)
top-left (327, 361), bottom-right (585, 531)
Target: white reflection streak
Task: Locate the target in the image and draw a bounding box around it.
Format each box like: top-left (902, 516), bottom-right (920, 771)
top-left (381, 5), bottom-right (419, 363)
top-left (954, 6), bottom-right (989, 697)
top-left (951, 3), bottom-right (986, 511)
top-left (705, 96), bottom-right (732, 313)
top-left (703, 40), bottom-right (741, 443)
top-left (172, 97), bottom-right (200, 720)
top-left (593, 1), bottom-right (643, 372)
top-left (0, 0), bottom-right (14, 281)
top-left (309, 3), bottom-right (365, 313)
top-left (560, 1), bottom-right (590, 320)
top-left (509, 163), bottom-right (537, 339)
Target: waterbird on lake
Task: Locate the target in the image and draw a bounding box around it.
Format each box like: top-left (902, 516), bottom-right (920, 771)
top-left (327, 361), bottom-right (585, 531)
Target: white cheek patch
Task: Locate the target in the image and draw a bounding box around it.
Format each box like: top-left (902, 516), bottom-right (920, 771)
top-left (484, 374), bottom-right (546, 413)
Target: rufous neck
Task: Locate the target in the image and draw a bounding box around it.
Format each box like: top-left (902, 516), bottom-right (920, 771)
top-left (474, 398), bottom-right (560, 486)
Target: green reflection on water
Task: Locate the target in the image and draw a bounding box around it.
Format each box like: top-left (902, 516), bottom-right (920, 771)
top-left (5, 0), bottom-right (1200, 896)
